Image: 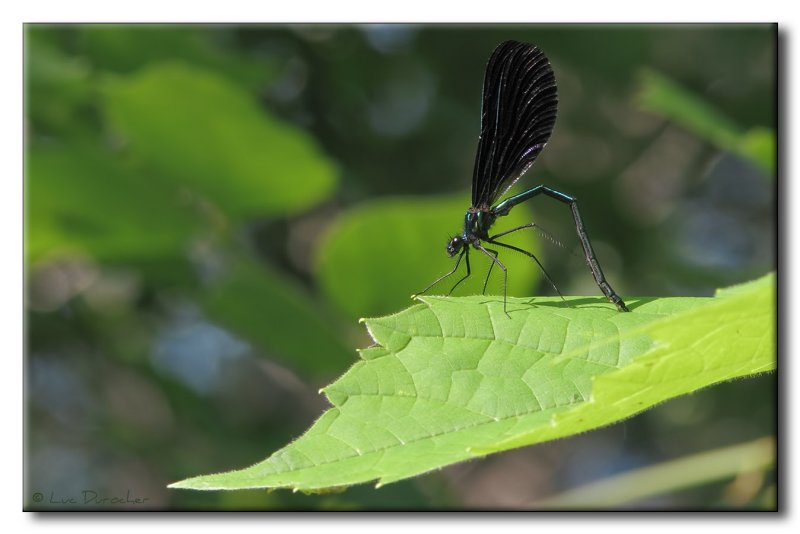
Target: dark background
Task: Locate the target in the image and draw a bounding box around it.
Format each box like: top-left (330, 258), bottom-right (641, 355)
top-left (24, 24), bottom-right (775, 510)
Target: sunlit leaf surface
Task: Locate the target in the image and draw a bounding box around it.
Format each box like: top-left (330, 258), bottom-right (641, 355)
top-left (172, 274), bottom-right (774, 491)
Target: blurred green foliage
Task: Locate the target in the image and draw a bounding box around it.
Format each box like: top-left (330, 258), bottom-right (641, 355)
top-left (79, 25), bottom-right (277, 87)
top-left (25, 24), bottom-right (776, 510)
top-left (103, 63), bottom-right (337, 218)
top-left (27, 140), bottom-right (197, 261)
top-left (201, 256), bottom-right (353, 376)
top-left (638, 68), bottom-right (775, 174)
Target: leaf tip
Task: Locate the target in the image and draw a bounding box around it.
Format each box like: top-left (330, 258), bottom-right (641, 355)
top-left (166, 477), bottom-right (207, 490)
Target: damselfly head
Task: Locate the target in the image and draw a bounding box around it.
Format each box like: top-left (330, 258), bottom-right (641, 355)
top-left (446, 236), bottom-right (465, 257)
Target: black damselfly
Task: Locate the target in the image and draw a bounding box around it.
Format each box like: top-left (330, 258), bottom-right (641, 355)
top-left (414, 40), bottom-right (629, 314)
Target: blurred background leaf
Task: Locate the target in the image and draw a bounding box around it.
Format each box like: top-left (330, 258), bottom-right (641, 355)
top-left (78, 25), bottom-right (277, 89)
top-left (102, 62), bottom-right (338, 219)
top-left (532, 436), bottom-right (774, 509)
top-left (26, 139), bottom-right (198, 263)
top-left (637, 68), bottom-right (775, 175)
top-left (201, 255), bottom-right (354, 377)
top-left (24, 24), bottom-right (776, 511)
top-left (25, 38), bottom-right (94, 133)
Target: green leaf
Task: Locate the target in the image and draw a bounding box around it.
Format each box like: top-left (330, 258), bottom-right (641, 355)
top-left (637, 68), bottom-right (775, 175)
top-left (102, 63), bottom-right (337, 218)
top-left (201, 257), bottom-right (355, 377)
top-left (77, 25), bottom-right (276, 90)
top-left (170, 273), bottom-right (774, 492)
top-left (26, 140), bottom-right (198, 263)
top-left (315, 193), bottom-right (542, 319)
top-left (25, 36), bottom-right (94, 134)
